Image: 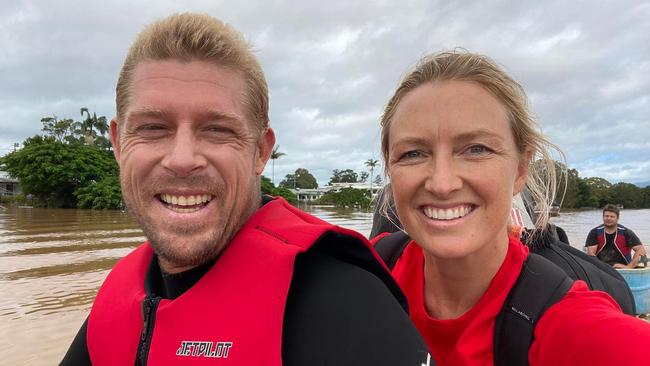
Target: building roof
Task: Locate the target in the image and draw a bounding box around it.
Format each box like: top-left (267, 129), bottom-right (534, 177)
top-left (0, 171), bottom-right (18, 183)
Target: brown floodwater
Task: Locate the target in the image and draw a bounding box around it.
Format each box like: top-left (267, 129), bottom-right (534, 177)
top-left (0, 207), bottom-right (144, 366)
top-left (0, 205), bottom-right (372, 366)
top-left (1, 205), bottom-right (648, 365)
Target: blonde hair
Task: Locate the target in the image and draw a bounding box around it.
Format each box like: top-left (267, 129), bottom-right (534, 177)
top-left (380, 50), bottom-right (564, 230)
top-left (115, 13), bottom-right (269, 134)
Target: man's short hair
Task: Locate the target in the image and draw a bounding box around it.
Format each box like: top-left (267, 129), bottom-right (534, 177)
top-left (603, 204), bottom-right (620, 218)
top-left (115, 13), bottom-right (269, 134)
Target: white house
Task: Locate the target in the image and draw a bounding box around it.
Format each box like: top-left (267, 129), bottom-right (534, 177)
top-left (290, 182), bottom-right (383, 202)
top-left (0, 171), bottom-right (21, 196)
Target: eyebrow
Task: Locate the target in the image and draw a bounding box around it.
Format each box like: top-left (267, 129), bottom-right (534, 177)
top-left (453, 129), bottom-right (506, 144)
top-left (126, 107), bottom-right (167, 121)
top-left (390, 129), bottom-right (506, 148)
top-left (390, 136), bottom-right (430, 149)
top-left (126, 107), bottom-right (243, 123)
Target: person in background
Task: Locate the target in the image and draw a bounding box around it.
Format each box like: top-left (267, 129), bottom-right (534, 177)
top-left (60, 12), bottom-right (430, 366)
top-left (374, 50), bottom-right (650, 365)
top-left (586, 204), bottom-right (646, 268)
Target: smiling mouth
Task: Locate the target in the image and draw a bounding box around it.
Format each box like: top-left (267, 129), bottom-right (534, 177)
top-left (422, 205), bottom-right (475, 221)
top-left (158, 193), bottom-right (213, 213)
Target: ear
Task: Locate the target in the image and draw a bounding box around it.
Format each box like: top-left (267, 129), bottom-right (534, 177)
top-left (255, 127), bottom-right (276, 175)
top-left (513, 149), bottom-right (532, 195)
top-left (109, 118), bottom-right (121, 162)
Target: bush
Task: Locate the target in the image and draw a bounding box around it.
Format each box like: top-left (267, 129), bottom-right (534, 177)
top-left (261, 176), bottom-right (297, 204)
top-left (74, 176), bottom-right (123, 210)
top-left (319, 187), bottom-right (370, 209)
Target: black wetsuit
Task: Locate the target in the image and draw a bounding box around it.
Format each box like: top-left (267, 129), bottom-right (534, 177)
top-left (60, 244), bottom-right (431, 365)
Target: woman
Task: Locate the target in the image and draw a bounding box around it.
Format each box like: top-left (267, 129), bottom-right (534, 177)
top-left (376, 51), bottom-right (650, 365)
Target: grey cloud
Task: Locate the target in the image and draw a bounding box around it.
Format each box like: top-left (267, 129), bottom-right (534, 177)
top-left (0, 0), bottom-right (648, 186)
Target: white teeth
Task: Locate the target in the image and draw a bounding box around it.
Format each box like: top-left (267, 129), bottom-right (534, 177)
top-left (187, 196), bottom-right (196, 205)
top-left (160, 194), bottom-right (213, 208)
top-left (425, 207), bottom-right (434, 219)
top-left (423, 205), bottom-right (472, 220)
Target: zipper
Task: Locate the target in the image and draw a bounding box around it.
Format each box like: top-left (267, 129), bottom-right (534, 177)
top-left (135, 296), bottom-right (161, 366)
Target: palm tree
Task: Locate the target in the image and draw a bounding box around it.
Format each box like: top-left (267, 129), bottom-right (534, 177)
top-left (80, 107), bottom-right (109, 148)
top-left (270, 145), bottom-right (286, 185)
top-left (365, 158), bottom-right (379, 196)
top-left (79, 107), bottom-right (96, 145)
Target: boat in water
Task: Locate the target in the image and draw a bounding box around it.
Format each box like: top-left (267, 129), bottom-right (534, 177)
top-left (617, 266), bottom-right (650, 315)
top-left (534, 203), bottom-right (560, 217)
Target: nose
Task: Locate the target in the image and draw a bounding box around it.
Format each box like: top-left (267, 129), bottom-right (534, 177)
top-left (423, 154), bottom-right (462, 198)
top-left (160, 126), bottom-right (207, 177)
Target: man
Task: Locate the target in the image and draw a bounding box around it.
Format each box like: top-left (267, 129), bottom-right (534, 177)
top-left (586, 204), bottom-right (646, 268)
top-left (60, 13), bottom-right (431, 366)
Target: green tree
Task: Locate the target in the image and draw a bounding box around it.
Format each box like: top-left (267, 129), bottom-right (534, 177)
top-left (279, 168), bottom-right (318, 189)
top-left (39, 109), bottom-right (111, 149)
top-left (532, 160), bottom-right (580, 208)
top-left (359, 171), bottom-right (369, 183)
top-left (583, 177), bottom-right (612, 208)
top-left (269, 145), bottom-right (286, 185)
top-left (0, 136), bottom-right (119, 208)
top-left (261, 175), bottom-right (274, 193)
top-left (79, 107), bottom-right (110, 148)
top-left (576, 178), bottom-right (598, 208)
top-left (642, 186), bottom-right (650, 208)
top-left (74, 176), bottom-right (123, 209)
top-left (608, 182), bottom-right (643, 208)
top-left (261, 176), bottom-right (297, 204)
top-left (319, 187), bottom-right (370, 209)
top-left (328, 169), bottom-right (358, 185)
top-left (41, 116), bottom-right (76, 143)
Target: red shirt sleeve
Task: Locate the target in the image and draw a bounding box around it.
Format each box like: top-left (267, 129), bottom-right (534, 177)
top-left (530, 280), bottom-right (650, 366)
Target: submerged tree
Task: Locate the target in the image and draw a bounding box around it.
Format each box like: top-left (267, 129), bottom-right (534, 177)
top-left (261, 176), bottom-right (297, 204)
top-left (319, 187), bottom-right (371, 209)
top-left (1, 136), bottom-right (119, 208)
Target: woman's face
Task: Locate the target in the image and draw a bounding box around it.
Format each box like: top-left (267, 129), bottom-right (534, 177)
top-left (387, 80), bottom-right (528, 259)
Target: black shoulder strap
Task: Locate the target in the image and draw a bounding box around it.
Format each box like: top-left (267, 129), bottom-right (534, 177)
top-left (493, 253), bottom-right (574, 366)
top-left (374, 231), bottom-right (411, 270)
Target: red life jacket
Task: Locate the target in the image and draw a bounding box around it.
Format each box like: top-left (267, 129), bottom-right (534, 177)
top-left (87, 197), bottom-right (395, 365)
top-left (595, 225), bottom-right (631, 263)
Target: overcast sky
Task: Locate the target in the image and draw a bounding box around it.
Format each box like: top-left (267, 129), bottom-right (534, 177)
top-left (1, 0), bottom-right (648, 187)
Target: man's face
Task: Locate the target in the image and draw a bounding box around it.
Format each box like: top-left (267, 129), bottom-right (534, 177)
top-left (603, 210), bottom-right (619, 228)
top-left (110, 59), bottom-right (274, 273)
